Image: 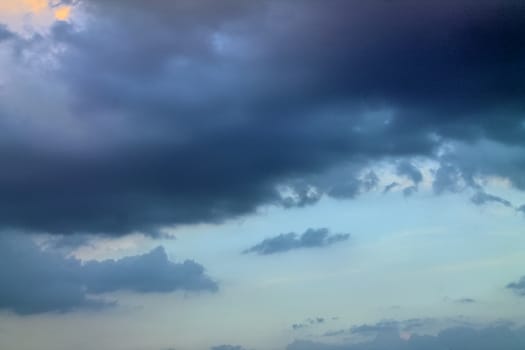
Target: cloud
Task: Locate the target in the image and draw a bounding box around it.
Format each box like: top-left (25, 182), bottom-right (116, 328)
top-left (507, 276), bottom-right (525, 296)
top-left (402, 186), bottom-right (418, 197)
top-left (350, 321), bottom-right (399, 335)
top-left (517, 205), bottom-right (525, 215)
top-left (83, 247), bottom-right (218, 294)
top-left (0, 24), bottom-right (15, 42)
top-left (471, 191), bottom-right (513, 207)
top-left (432, 164), bottom-right (465, 194)
top-left (243, 228), bottom-right (350, 255)
top-left (288, 324), bottom-right (525, 350)
top-left (293, 317), bottom-right (326, 330)
top-left (383, 182), bottom-right (400, 194)
top-left (397, 162), bottom-right (423, 185)
top-left (0, 235), bottom-right (217, 315)
top-left (455, 298), bottom-right (476, 304)
top-left (0, 1), bottom-right (524, 236)
top-left (210, 346), bottom-right (245, 350)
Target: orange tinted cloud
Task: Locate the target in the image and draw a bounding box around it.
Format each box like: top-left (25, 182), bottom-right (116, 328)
top-left (54, 6), bottom-right (71, 21)
top-left (27, 0), bottom-right (47, 13)
top-left (0, 0), bottom-right (47, 15)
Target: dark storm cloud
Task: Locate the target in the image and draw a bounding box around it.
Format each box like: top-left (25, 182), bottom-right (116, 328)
top-left (507, 276), bottom-right (525, 296)
top-left (0, 235), bottom-right (217, 315)
top-left (243, 228), bottom-right (349, 255)
top-left (288, 325), bottom-right (525, 350)
top-left (470, 191), bottom-right (513, 207)
top-left (1, 0), bottom-right (525, 236)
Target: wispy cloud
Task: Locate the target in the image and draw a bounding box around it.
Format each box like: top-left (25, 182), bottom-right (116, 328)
top-left (243, 228), bottom-right (350, 255)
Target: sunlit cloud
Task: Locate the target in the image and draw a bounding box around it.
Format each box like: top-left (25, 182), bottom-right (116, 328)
top-left (27, 0), bottom-right (48, 14)
top-left (0, 0), bottom-right (48, 15)
top-left (54, 6), bottom-right (71, 21)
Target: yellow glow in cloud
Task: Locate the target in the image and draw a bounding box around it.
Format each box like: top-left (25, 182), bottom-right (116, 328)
top-left (0, 0), bottom-right (45, 14)
top-left (27, 0), bottom-right (47, 13)
top-left (54, 6), bottom-right (71, 21)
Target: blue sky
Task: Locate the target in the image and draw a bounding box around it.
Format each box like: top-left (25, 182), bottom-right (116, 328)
top-left (0, 1), bottom-right (525, 350)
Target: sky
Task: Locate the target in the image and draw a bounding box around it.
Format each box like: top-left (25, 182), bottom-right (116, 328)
top-left (0, 1), bottom-right (525, 349)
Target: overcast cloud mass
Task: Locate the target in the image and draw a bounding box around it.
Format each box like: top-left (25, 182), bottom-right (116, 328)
top-left (0, 0), bottom-right (523, 236)
top-left (0, 1), bottom-right (524, 349)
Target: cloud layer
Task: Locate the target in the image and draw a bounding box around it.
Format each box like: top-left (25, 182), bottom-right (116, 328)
top-left (288, 325), bottom-right (525, 350)
top-left (0, 235), bottom-right (217, 315)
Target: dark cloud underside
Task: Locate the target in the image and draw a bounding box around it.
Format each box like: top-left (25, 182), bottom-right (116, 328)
top-left (0, 0), bottom-right (524, 235)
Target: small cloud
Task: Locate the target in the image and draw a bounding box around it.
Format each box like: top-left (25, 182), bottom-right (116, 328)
top-left (471, 191), bottom-right (512, 207)
top-left (455, 298), bottom-right (476, 304)
top-left (210, 346), bottom-right (245, 350)
top-left (402, 185), bottom-right (418, 197)
top-left (383, 182), bottom-right (399, 194)
top-left (244, 228), bottom-right (350, 255)
top-left (293, 316), bottom-right (328, 331)
top-left (507, 276), bottom-right (525, 296)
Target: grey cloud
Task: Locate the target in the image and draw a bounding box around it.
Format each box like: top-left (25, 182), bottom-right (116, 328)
top-left (324, 319), bottom-right (438, 338)
top-left (328, 172), bottom-right (379, 200)
top-left (43, 234), bottom-right (94, 251)
top-left (280, 183), bottom-right (322, 209)
top-left (0, 25), bottom-right (15, 42)
top-left (350, 320), bottom-right (401, 335)
top-left (455, 298), bottom-right (476, 304)
top-left (383, 182), bottom-right (400, 194)
top-left (361, 172), bottom-right (380, 192)
top-left (288, 325), bottom-right (525, 350)
top-left (244, 228), bottom-right (350, 255)
top-left (293, 317), bottom-right (326, 331)
top-left (402, 186), bottom-right (418, 197)
top-left (83, 247), bottom-right (218, 294)
top-left (471, 191), bottom-right (513, 207)
top-left (0, 0), bottom-right (525, 236)
top-left (517, 205), bottom-right (525, 214)
top-left (397, 162), bottom-right (423, 185)
top-left (507, 276), bottom-right (525, 296)
top-left (328, 180), bottom-right (362, 200)
top-left (432, 164), bottom-right (465, 194)
top-left (0, 235), bottom-right (217, 315)
top-left (0, 235), bottom-right (108, 315)
top-left (210, 345), bottom-right (245, 350)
